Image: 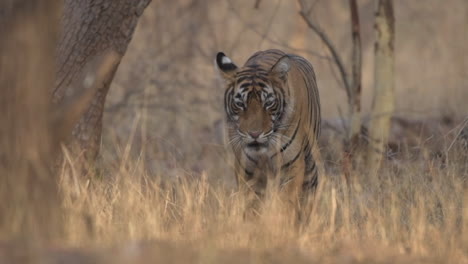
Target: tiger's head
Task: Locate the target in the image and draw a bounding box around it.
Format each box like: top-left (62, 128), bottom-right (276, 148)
top-left (216, 52), bottom-right (292, 153)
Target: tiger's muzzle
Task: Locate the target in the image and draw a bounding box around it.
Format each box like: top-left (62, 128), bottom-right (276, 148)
top-left (240, 129), bottom-right (274, 151)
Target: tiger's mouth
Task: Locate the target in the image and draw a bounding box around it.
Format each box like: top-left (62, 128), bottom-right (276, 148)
top-left (246, 141), bottom-right (268, 150)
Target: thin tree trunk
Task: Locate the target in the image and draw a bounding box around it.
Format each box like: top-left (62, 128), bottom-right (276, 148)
top-left (367, 0), bottom-right (395, 171)
top-left (342, 0), bottom-right (363, 180)
top-left (53, 0), bottom-right (152, 164)
top-left (348, 0), bottom-right (362, 143)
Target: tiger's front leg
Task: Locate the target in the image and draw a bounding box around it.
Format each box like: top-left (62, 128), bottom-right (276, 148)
top-left (278, 157), bottom-right (306, 222)
top-left (234, 155), bottom-right (274, 218)
top-left (234, 161), bottom-right (262, 218)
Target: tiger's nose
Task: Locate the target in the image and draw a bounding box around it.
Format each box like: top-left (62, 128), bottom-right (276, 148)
top-left (248, 131), bottom-right (262, 139)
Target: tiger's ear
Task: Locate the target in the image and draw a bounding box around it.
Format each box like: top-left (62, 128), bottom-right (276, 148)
top-left (270, 56), bottom-right (291, 81)
top-left (216, 52), bottom-right (238, 81)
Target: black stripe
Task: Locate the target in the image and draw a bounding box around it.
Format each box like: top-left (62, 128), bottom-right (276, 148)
top-left (254, 75), bottom-right (270, 83)
top-left (304, 139), bottom-right (318, 174)
top-left (237, 68), bottom-right (256, 74)
top-left (302, 75), bottom-right (313, 132)
top-left (236, 76), bottom-right (251, 83)
top-left (247, 64), bottom-right (261, 68)
top-left (270, 120), bottom-right (300, 159)
top-left (270, 50), bottom-right (285, 56)
top-left (280, 121), bottom-right (300, 153)
top-left (303, 140), bottom-right (312, 160)
top-left (255, 69), bottom-right (269, 74)
top-left (240, 83), bottom-right (251, 89)
top-left (276, 88), bottom-right (287, 120)
top-left (281, 150), bottom-right (301, 170)
top-left (236, 70), bottom-right (268, 77)
top-left (305, 160), bottom-right (316, 174)
top-left (302, 175), bottom-right (318, 191)
top-left (224, 87), bottom-right (234, 118)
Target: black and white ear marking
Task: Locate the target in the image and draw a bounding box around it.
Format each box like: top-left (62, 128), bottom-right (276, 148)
top-left (270, 56), bottom-right (291, 80)
top-left (216, 52), bottom-right (238, 72)
top-left (216, 52), bottom-right (239, 82)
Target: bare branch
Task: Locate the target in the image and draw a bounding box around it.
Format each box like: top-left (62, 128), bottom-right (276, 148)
top-left (227, 0), bottom-right (331, 61)
top-left (445, 116), bottom-right (468, 153)
top-left (257, 0), bottom-right (282, 49)
top-left (300, 0), bottom-right (322, 17)
top-left (254, 0), bottom-right (261, 9)
top-left (297, 2), bottom-right (351, 102)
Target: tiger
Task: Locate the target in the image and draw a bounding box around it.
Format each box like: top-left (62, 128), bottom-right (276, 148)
top-left (215, 49), bottom-right (321, 214)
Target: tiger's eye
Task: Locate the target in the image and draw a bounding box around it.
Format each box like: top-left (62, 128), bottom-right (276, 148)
top-left (235, 101), bottom-right (244, 108)
top-left (264, 99), bottom-right (274, 108)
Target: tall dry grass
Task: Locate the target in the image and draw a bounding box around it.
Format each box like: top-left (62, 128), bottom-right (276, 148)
top-left (46, 132), bottom-right (467, 263)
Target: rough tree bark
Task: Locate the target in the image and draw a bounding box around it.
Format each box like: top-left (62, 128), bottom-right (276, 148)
top-left (367, 0), bottom-right (395, 171)
top-left (53, 0), bottom-right (152, 163)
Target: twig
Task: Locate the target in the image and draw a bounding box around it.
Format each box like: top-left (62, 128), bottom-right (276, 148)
top-left (304, 0), bottom-right (321, 16)
top-left (226, 0), bottom-right (331, 61)
top-left (258, 0), bottom-right (282, 49)
top-left (445, 116), bottom-right (468, 153)
top-left (254, 0), bottom-right (261, 9)
top-left (297, 2), bottom-right (351, 102)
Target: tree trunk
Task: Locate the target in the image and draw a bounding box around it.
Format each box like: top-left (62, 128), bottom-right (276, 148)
top-left (348, 0), bottom-right (362, 143)
top-left (53, 0), bottom-right (152, 163)
top-left (0, 0), bottom-right (62, 243)
top-left (367, 0), bottom-right (395, 171)
top-left (0, 0), bottom-right (136, 244)
top-left (341, 0), bottom-right (363, 180)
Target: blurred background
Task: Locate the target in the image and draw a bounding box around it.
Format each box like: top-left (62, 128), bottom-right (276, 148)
top-left (102, 0), bottom-right (468, 181)
top-left (0, 1), bottom-right (466, 262)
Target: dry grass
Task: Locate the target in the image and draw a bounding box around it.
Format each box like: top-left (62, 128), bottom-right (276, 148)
top-left (11, 136), bottom-right (459, 263)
